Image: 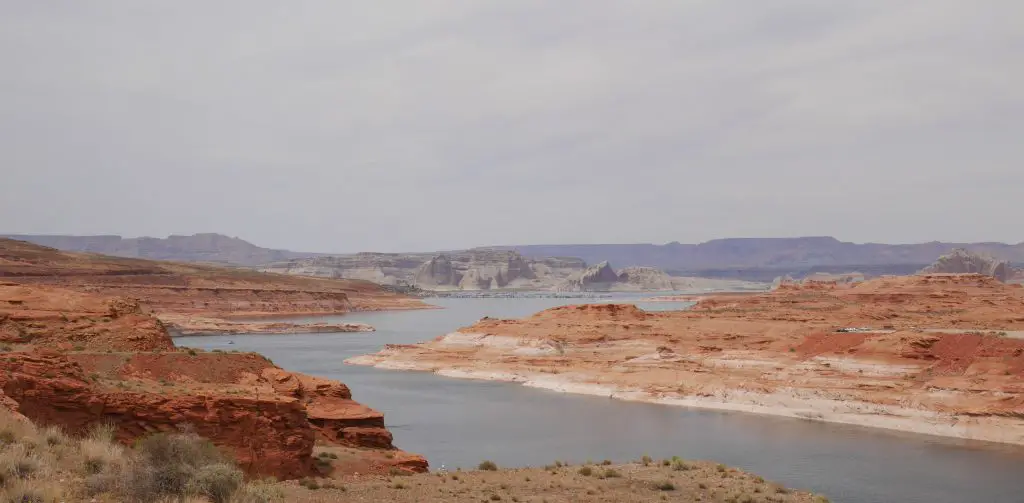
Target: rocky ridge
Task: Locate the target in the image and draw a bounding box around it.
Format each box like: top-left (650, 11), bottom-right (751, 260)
top-left (2, 233), bottom-right (321, 266)
top-left (0, 238), bottom-right (427, 335)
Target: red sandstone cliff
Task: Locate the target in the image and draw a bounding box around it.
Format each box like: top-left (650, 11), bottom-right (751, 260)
top-left (0, 242), bottom-right (428, 479)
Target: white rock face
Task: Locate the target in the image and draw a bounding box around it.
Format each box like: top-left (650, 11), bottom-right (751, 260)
top-left (919, 248), bottom-right (1012, 282)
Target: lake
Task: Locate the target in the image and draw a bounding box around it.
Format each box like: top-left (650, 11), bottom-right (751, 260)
top-left (175, 297), bottom-right (1024, 503)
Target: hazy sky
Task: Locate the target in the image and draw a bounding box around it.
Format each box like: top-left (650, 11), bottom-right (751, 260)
top-left (2, 1), bottom-right (1022, 252)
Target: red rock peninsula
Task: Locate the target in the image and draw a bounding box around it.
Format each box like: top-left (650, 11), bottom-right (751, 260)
top-left (351, 274), bottom-right (1024, 445)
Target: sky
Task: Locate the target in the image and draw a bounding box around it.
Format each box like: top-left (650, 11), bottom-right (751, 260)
top-left (1, 1), bottom-right (1022, 253)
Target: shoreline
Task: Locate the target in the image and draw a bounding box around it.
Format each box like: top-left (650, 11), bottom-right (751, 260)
top-left (345, 355), bottom-right (1024, 447)
top-left (159, 313), bottom-right (377, 336)
top-left (216, 304), bottom-right (440, 320)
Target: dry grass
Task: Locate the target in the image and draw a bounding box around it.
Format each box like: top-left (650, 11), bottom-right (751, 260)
top-left (0, 410), bottom-right (280, 502)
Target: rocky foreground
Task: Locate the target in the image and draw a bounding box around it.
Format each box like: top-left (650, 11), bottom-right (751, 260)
top-left (280, 459), bottom-right (826, 503)
top-left (351, 274), bottom-right (1024, 444)
top-left (0, 238), bottom-right (429, 479)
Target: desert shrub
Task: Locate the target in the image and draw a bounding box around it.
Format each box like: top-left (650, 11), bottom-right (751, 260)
top-left (672, 459), bottom-right (690, 471)
top-left (655, 480), bottom-right (676, 491)
top-left (478, 460), bottom-right (498, 471)
top-left (577, 466), bottom-right (593, 476)
top-left (641, 455), bottom-right (652, 466)
top-left (109, 430), bottom-right (243, 503)
top-left (0, 409), bottom-right (261, 503)
top-left (188, 463), bottom-right (244, 503)
top-left (600, 459), bottom-right (612, 466)
top-left (603, 468), bottom-right (622, 478)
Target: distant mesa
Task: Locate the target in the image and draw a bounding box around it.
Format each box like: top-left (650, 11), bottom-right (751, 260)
top-left (414, 251), bottom-right (541, 290)
top-left (11, 233), bottom-right (1024, 284)
top-left (919, 248), bottom-right (1014, 282)
top-left (555, 262), bottom-right (737, 292)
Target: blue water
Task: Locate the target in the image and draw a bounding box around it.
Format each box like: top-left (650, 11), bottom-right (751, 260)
top-left (176, 298), bottom-right (1024, 503)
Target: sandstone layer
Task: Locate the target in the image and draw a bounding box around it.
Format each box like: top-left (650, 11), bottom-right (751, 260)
top-left (0, 239), bottom-right (428, 478)
top-left (350, 274), bottom-right (1024, 445)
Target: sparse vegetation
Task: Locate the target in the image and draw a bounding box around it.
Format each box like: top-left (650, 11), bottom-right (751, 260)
top-left (0, 409), bottom-right (277, 502)
top-left (577, 466), bottom-right (593, 476)
top-left (655, 480), bottom-right (676, 491)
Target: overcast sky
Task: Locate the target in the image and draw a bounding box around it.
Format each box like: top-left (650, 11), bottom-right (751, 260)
top-left (1, 1), bottom-right (1022, 253)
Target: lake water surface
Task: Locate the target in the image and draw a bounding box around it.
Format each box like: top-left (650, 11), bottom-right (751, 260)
top-left (175, 298), bottom-right (1024, 503)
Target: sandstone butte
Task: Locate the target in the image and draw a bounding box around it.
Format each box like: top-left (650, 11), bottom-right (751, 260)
top-left (351, 274), bottom-right (1024, 445)
top-left (0, 238), bottom-right (430, 478)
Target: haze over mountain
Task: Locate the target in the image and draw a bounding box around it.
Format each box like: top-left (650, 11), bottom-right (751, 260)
top-left (7, 233), bottom-right (1022, 282)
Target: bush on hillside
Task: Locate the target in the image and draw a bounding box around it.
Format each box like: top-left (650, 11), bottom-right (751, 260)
top-left (0, 409), bottom-right (276, 502)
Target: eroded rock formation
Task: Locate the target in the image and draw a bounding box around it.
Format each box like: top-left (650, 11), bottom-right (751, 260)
top-left (920, 248), bottom-right (1013, 282)
top-left (0, 240), bottom-right (428, 478)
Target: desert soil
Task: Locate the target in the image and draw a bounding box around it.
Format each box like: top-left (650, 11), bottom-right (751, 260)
top-left (280, 459), bottom-right (825, 503)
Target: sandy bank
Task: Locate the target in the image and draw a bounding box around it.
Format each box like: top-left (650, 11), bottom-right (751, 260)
top-left (164, 314), bottom-right (375, 336)
top-left (346, 353), bottom-right (1023, 445)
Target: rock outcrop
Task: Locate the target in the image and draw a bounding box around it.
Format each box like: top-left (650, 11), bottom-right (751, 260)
top-left (919, 248), bottom-right (1013, 282)
top-left (0, 240), bottom-right (428, 479)
top-left (616, 266), bottom-right (677, 290)
top-left (557, 261), bottom-right (619, 291)
top-left (414, 254), bottom-right (459, 287)
top-left (552, 262), bottom-right (763, 292)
